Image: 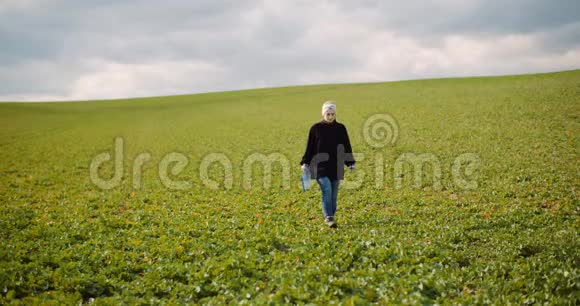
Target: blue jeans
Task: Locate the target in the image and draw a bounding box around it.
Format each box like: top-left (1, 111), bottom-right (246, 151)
top-left (316, 177), bottom-right (341, 218)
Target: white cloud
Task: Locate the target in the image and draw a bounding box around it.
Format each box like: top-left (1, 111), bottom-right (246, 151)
top-left (69, 59), bottom-right (228, 100)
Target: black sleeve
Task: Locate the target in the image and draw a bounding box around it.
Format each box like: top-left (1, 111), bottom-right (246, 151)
top-left (300, 125), bottom-right (317, 165)
top-left (343, 125), bottom-right (355, 167)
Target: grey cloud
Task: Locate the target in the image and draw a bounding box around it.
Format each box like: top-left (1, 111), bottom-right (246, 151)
top-left (0, 0), bottom-right (256, 63)
top-left (536, 22), bottom-right (580, 53)
top-left (337, 0), bottom-right (580, 36)
top-left (459, 0), bottom-right (580, 34)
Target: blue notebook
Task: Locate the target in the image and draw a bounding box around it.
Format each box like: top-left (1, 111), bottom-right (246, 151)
top-left (301, 167), bottom-right (311, 191)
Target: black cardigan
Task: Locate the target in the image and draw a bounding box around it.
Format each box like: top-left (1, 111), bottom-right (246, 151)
top-left (300, 120), bottom-right (355, 180)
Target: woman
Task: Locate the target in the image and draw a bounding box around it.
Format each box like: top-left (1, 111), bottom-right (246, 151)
top-left (300, 101), bottom-right (355, 228)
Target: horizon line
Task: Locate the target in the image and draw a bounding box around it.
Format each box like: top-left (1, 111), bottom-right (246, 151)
top-left (1, 68), bottom-right (578, 104)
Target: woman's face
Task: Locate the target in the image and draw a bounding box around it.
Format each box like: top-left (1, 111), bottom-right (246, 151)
top-left (323, 111), bottom-right (336, 123)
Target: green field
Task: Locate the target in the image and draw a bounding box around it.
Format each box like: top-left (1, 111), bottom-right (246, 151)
top-left (1, 70), bottom-right (578, 304)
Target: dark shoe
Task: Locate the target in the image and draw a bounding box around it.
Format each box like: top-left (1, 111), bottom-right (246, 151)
top-left (325, 216), bottom-right (337, 228)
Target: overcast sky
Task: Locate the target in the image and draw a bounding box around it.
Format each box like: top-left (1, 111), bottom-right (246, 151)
top-left (1, 0), bottom-right (579, 101)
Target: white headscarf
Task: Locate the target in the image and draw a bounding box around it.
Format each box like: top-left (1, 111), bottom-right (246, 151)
top-left (321, 101), bottom-right (336, 115)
